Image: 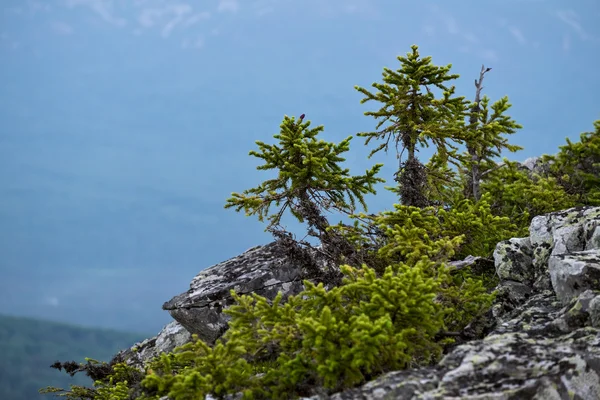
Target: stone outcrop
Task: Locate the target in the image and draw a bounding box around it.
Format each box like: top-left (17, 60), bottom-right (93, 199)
top-left (114, 240), bottom-right (339, 367)
top-left (114, 206), bottom-right (600, 399)
top-left (162, 240), bottom-right (338, 344)
top-left (117, 321), bottom-right (191, 371)
top-left (307, 205), bottom-right (600, 399)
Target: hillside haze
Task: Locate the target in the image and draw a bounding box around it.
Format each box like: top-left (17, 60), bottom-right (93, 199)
top-left (0, 313), bottom-right (148, 400)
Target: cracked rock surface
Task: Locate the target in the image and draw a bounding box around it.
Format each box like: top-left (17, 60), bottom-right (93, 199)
top-left (161, 240), bottom-right (336, 344)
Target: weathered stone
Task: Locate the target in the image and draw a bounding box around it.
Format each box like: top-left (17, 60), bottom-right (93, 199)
top-left (585, 217), bottom-right (600, 250)
top-left (590, 294), bottom-right (600, 328)
top-left (446, 255), bottom-right (484, 270)
top-left (490, 280), bottom-right (533, 319)
top-left (493, 237), bottom-right (534, 284)
top-left (530, 206), bottom-right (600, 293)
top-left (162, 240), bottom-right (336, 344)
top-left (529, 207), bottom-right (600, 258)
top-left (553, 289), bottom-right (600, 332)
top-left (114, 321), bottom-right (191, 370)
top-left (549, 250), bottom-right (600, 304)
top-left (446, 255), bottom-right (494, 275)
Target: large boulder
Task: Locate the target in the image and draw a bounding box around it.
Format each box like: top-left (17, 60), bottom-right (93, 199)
top-left (113, 240), bottom-right (339, 369)
top-left (162, 240), bottom-right (337, 344)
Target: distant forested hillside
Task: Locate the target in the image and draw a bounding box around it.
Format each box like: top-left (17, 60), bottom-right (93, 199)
top-left (0, 314), bottom-right (148, 400)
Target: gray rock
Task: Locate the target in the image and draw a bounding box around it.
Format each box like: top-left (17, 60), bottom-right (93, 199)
top-left (590, 293), bottom-right (600, 328)
top-left (162, 240), bottom-right (337, 344)
top-left (521, 156), bottom-right (540, 171)
top-left (552, 289), bottom-right (600, 332)
top-left (490, 280), bottom-right (533, 319)
top-left (549, 250), bottom-right (600, 304)
top-left (115, 321), bottom-right (191, 370)
top-left (493, 237), bottom-right (534, 284)
top-left (530, 206), bottom-right (600, 291)
top-left (446, 255), bottom-right (492, 273)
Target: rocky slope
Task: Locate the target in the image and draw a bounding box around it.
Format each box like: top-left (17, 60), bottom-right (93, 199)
top-left (113, 200), bottom-right (600, 399)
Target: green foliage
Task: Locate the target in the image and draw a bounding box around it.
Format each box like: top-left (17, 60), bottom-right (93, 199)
top-left (480, 158), bottom-right (579, 235)
top-left (355, 44), bottom-right (464, 160)
top-left (40, 384), bottom-right (96, 399)
top-left (40, 357), bottom-right (145, 400)
top-left (94, 362), bottom-right (145, 400)
top-left (432, 192), bottom-right (521, 260)
top-left (137, 254), bottom-right (451, 399)
top-left (460, 96), bottom-right (523, 162)
top-left (355, 44), bottom-right (466, 207)
top-left (331, 200), bottom-right (501, 333)
top-left (322, 213), bottom-right (390, 274)
top-left (371, 207), bottom-right (498, 334)
top-left (541, 119), bottom-right (600, 206)
top-left (224, 115), bottom-right (385, 232)
top-left (331, 191), bottom-right (519, 265)
top-left (325, 194), bottom-right (506, 335)
top-left (438, 269), bottom-right (497, 334)
top-left (142, 338), bottom-right (254, 399)
top-left (374, 206), bottom-right (464, 267)
top-left (331, 200), bottom-right (500, 330)
top-left (458, 93), bottom-right (523, 201)
top-left (421, 152), bottom-right (464, 210)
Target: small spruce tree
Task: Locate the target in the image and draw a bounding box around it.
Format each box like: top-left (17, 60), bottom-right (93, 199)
top-left (224, 114), bottom-right (385, 273)
top-left (457, 65), bottom-right (523, 202)
top-left (355, 45), bottom-right (466, 208)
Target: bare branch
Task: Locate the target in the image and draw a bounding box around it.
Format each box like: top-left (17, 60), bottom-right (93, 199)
top-left (470, 64), bottom-right (492, 124)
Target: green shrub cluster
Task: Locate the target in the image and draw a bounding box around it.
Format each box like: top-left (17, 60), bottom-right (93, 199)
top-left (541, 119), bottom-right (600, 207)
top-left (47, 229), bottom-right (475, 399)
top-left (328, 190), bottom-right (518, 268)
top-left (143, 260), bottom-right (451, 398)
top-left (480, 159), bottom-right (579, 235)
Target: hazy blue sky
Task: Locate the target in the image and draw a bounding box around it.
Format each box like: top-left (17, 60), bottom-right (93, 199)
top-left (1, 0), bottom-right (599, 334)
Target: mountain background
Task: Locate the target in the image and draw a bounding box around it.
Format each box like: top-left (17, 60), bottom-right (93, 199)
top-left (0, 313), bottom-right (147, 400)
top-left (1, 0), bottom-right (599, 335)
